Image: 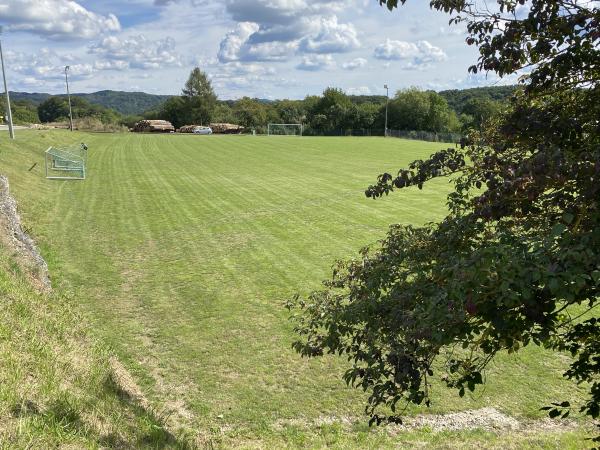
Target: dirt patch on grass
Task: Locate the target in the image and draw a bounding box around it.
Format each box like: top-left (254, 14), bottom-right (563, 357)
top-left (109, 357), bottom-right (151, 409)
top-left (396, 407), bottom-right (521, 432)
top-left (274, 407), bottom-right (579, 435)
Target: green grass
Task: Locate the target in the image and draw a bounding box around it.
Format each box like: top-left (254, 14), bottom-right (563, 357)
top-left (0, 130), bottom-right (595, 448)
top-left (0, 237), bottom-right (192, 447)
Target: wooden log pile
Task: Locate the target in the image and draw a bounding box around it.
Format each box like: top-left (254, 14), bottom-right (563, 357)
top-left (178, 125), bottom-right (200, 133)
top-left (132, 120), bottom-right (175, 133)
top-left (209, 123), bottom-right (245, 134)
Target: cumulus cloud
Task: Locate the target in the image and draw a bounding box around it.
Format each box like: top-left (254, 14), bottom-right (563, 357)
top-left (342, 57), bottom-right (367, 70)
top-left (89, 35), bottom-right (182, 70)
top-left (224, 0), bottom-right (344, 29)
top-left (0, 0), bottom-right (120, 39)
top-left (373, 39), bottom-right (447, 67)
top-left (218, 22), bottom-right (260, 62)
top-left (6, 48), bottom-right (94, 84)
top-left (296, 54), bottom-right (335, 71)
top-left (298, 16), bottom-right (360, 54)
top-left (346, 86), bottom-right (371, 95)
top-left (217, 22), bottom-right (298, 62)
top-left (216, 0), bottom-right (359, 62)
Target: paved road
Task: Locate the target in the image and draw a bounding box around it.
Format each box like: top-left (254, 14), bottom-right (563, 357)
top-left (0, 125), bottom-right (28, 131)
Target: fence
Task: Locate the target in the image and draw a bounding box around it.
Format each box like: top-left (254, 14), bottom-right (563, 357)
top-left (386, 129), bottom-right (462, 143)
top-left (301, 128), bottom-right (462, 143)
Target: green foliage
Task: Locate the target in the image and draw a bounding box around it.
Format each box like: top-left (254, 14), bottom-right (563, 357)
top-left (387, 88), bottom-right (460, 133)
top-left (146, 96), bottom-right (188, 128)
top-left (37, 96), bottom-right (121, 124)
top-left (79, 90), bottom-right (171, 115)
top-left (37, 97), bottom-right (69, 123)
top-left (439, 86), bottom-right (518, 115)
top-left (289, 0), bottom-right (600, 439)
top-left (458, 97), bottom-right (502, 131)
top-left (0, 98), bottom-right (39, 124)
top-left (212, 103), bottom-right (237, 123)
top-left (233, 96), bottom-right (269, 130)
top-left (272, 99), bottom-right (306, 124)
top-left (182, 67), bottom-right (217, 126)
top-left (9, 91), bottom-right (171, 116)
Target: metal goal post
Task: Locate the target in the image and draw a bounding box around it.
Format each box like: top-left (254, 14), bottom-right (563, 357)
top-left (267, 123), bottom-right (303, 136)
top-left (45, 143), bottom-right (88, 180)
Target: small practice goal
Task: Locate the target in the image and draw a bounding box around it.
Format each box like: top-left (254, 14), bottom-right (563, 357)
top-left (45, 143), bottom-right (88, 180)
top-left (267, 123), bottom-right (303, 136)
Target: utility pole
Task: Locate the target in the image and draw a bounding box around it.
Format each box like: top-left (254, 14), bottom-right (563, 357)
top-left (0, 27), bottom-right (15, 140)
top-left (384, 84), bottom-right (389, 138)
top-left (65, 66), bottom-right (73, 131)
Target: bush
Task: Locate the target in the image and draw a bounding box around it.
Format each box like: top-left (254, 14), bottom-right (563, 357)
top-left (75, 117), bottom-right (128, 133)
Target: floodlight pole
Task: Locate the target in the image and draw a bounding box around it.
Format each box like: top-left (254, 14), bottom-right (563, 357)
top-left (0, 27), bottom-right (15, 140)
top-left (65, 66), bottom-right (73, 131)
top-left (384, 84), bottom-right (389, 138)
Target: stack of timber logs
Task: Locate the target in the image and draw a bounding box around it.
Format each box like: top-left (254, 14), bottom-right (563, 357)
top-left (178, 125), bottom-right (198, 133)
top-left (209, 123), bottom-right (244, 134)
top-left (132, 120), bottom-right (175, 133)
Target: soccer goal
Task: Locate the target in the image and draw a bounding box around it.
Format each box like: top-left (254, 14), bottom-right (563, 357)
top-left (267, 123), bottom-right (303, 136)
top-left (45, 143), bottom-right (88, 180)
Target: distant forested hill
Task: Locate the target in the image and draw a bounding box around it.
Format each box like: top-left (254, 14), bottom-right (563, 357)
top-left (439, 85), bottom-right (519, 113)
top-left (9, 90), bottom-right (172, 115)
top-left (7, 85), bottom-right (519, 121)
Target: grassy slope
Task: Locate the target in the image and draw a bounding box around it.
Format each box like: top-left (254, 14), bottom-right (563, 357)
top-left (0, 241), bottom-right (193, 447)
top-left (0, 130), bottom-right (594, 448)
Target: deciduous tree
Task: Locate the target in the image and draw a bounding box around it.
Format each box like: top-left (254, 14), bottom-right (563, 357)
top-left (287, 0), bottom-right (600, 440)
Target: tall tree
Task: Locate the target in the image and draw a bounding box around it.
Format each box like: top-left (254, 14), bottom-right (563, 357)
top-left (182, 68), bottom-right (217, 125)
top-left (37, 97), bottom-right (70, 123)
top-left (309, 87), bottom-right (353, 132)
top-left (288, 0), bottom-right (600, 439)
top-left (388, 88), bottom-right (459, 132)
top-left (233, 97), bottom-right (268, 129)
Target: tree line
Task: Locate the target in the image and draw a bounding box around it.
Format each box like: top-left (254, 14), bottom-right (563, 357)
top-left (7, 69), bottom-right (514, 135)
top-left (145, 69), bottom-right (512, 135)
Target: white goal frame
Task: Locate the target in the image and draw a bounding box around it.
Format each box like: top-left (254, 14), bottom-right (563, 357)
top-left (267, 123), bottom-right (303, 136)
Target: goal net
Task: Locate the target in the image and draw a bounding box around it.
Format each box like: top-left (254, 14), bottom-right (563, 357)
top-left (267, 123), bottom-right (303, 136)
top-left (45, 143), bottom-right (88, 180)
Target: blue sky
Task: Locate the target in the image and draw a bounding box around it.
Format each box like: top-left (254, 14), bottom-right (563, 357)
top-left (0, 0), bottom-right (508, 99)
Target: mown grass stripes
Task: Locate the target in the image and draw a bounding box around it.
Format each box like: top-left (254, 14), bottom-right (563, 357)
top-left (0, 130), bottom-right (593, 448)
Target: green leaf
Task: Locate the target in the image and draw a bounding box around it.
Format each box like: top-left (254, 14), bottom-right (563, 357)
top-left (562, 212), bottom-right (574, 224)
top-left (551, 223), bottom-right (567, 237)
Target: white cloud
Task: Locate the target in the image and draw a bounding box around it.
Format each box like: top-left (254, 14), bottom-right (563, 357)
top-left (373, 39), bottom-right (447, 68)
top-left (216, 0), bottom-right (360, 62)
top-left (374, 39), bottom-right (416, 60)
top-left (0, 0), bottom-right (120, 39)
top-left (218, 22), bottom-right (260, 62)
top-left (342, 57), bottom-right (367, 70)
top-left (217, 22), bottom-right (297, 62)
top-left (296, 54), bottom-right (334, 71)
top-left (6, 48), bottom-right (93, 82)
top-left (346, 86), bottom-right (371, 95)
top-left (0, 0), bottom-right (499, 98)
top-left (89, 35), bottom-right (182, 70)
top-left (240, 40), bottom-right (297, 62)
top-left (298, 16), bottom-right (360, 54)
top-left (93, 60), bottom-right (129, 71)
top-left (224, 0), bottom-right (345, 29)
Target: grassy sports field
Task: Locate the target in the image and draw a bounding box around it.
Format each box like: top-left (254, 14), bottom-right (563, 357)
top-left (0, 130), bottom-right (593, 447)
